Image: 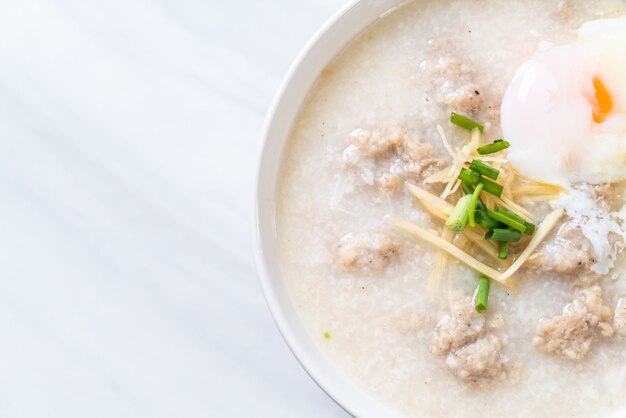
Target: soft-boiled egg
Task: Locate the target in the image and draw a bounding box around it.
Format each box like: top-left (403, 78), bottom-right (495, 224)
top-left (501, 17), bottom-right (626, 186)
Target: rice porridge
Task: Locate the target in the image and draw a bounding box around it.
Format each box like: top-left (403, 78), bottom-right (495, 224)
top-left (275, 1), bottom-right (626, 417)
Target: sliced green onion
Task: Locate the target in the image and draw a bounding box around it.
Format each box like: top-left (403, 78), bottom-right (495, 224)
top-left (474, 210), bottom-right (503, 230)
top-left (494, 209), bottom-right (535, 235)
top-left (451, 112), bottom-right (484, 132)
top-left (487, 209), bottom-right (526, 232)
top-left (495, 208), bottom-right (525, 224)
top-left (445, 195), bottom-right (473, 232)
top-left (469, 159), bottom-right (500, 180)
top-left (485, 228), bottom-right (522, 242)
top-left (468, 183), bottom-right (484, 227)
top-left (480, 178), bottom-right (503, 197)
top-left (524, 222), bottom-right (536, 235)
top-left (458, 169), bottom-right (502, 197)
top-left (462, 182), bottom-right (486, 211)
top-left (462, 182), bottom-right (487, 212)
top-left (498, 241), bottom-right (508, 260)
top-left (458, 168), bottom-right (481, 186)
top-left (477, 139), bottom-right (510, 155)
top-left (474, 276), bottom-right (490, 314)
top-left (461, 181), bottom-right (474, 196)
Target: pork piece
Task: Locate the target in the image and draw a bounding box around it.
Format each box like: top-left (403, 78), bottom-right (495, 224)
top-left (403, 140), bottom-right (439, 178)
top-left (342, 127), bottom-right (441, 191)
top-left (592, 183), bottom-right (613, 205)
top-left (614, 298), bottom-right (626, 336)
top-left (432, 299), bottom-right (511, 385)
top-left (419, 53), bottom-right (483, 116)
top-left (446, 335), bottom-right (504, 382)
top-left (348, 127), bottom-right (403, 158)
top-left (528, 183), bottom-right (623, 276)
top-left (525, 220), bottom-right (595, 275)
top-left (553, 0), bottom-right (586, 23)
top-left (578, 182), bottom-right (611, 211)
top-left (590, 183), bottom-right (623, 216)
top-left (337, 232), bottom-right (400, 272)
top-left (533, 286), bottom-right (614, 360)
top-left (432, 302), bottom-right (485, 355)
top-left (444, 82), bottom-right (482, 115)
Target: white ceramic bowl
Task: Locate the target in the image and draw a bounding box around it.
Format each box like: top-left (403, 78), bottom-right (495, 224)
top-left (253, 1), bottom-right (406, 416)
top-left (254, 2), bottom-right (626, 417)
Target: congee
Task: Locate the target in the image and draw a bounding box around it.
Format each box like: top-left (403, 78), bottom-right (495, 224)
top-left (276, 1), bottom-right (626, 416)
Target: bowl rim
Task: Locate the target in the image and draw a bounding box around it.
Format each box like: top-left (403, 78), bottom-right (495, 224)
top-left (253, 0), bottom-right (358, 414)
top-left (252, 0), bottom-right (405, 417)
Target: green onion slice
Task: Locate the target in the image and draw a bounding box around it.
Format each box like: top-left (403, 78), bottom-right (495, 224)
top-left (462, 182), bottom-right (487, 212)
top-left (461, 181), bottom-right (474, 196)
top-left (497, 241), bottom-right (508, 260)
top-left (485, 228), bottom-right (522, 242)
top-left (468, 183), bottom-right (484, 228)
top-left (451, 112), bottom-right (484, 132)
top-left (458, 168), bottom-right (481, 186)
top-left (474, 210), bottom-right (503, 230)
top-left (496, 208), bottom-right (525, 224)
top-left (493, 208), bottom-right (535, 235)
top-left (493, 209), bottom-right (535, 235)
top-left (458, 169), bottom-right (503, 197)
top-left (477, 139), bottom-right (510, 155)
top-left (487, 209), bottom-right (526, 232)
top-left (469, 159), bottom-right (499, 180)
top-left (445, 195), bottom-right (473, 232)
top-left (474, 276), bottom-right (490, 314)
top-left (480, 178), bottom-right (503, 197)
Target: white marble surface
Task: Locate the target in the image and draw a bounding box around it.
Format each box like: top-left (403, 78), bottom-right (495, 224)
top-left (0, 0), bottom-right (351, 416)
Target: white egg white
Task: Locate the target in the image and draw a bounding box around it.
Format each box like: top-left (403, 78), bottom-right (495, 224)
top-left (501, 17), bottom-right (626, 186)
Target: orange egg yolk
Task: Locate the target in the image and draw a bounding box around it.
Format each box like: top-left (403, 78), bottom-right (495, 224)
top-left (592, 77), bottom-right (613, 124)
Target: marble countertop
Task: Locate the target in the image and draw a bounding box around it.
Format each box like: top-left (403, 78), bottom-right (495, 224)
top-left (0, 0), bottom-right (350, 416)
